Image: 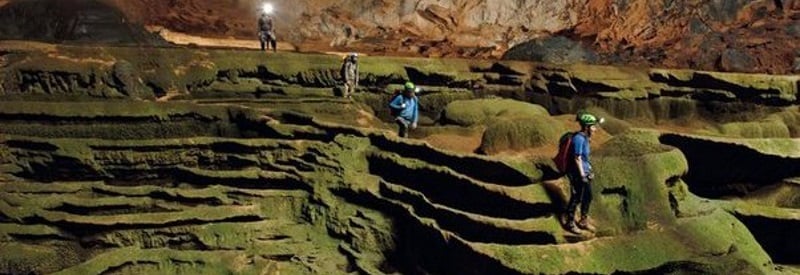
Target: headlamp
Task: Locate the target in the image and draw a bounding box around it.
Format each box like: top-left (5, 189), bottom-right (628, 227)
top-left (262, 3), bottom-right (274, 14)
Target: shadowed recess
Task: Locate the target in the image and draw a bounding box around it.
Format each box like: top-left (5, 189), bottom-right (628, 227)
top-left (367, 154), bottom-right (550, 220)
top-left (660, 134), bottom-right (800, 198)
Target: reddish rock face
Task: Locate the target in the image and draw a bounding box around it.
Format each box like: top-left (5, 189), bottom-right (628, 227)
top-left (5, 0), bottom-right (800, 73)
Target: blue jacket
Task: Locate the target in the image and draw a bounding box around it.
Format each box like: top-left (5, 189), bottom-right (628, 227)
top-left (572, 132), bottom-right (592, 176)
top-left (389, 95), bottom-right (418, 124)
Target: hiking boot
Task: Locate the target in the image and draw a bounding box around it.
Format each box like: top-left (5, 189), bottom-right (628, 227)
top-left (565, 221), bottom-right (581, 234)
top-left (577, 216), bottom-right (596, 232)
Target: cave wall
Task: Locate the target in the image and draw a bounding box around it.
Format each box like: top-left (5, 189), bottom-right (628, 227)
top-left (98, 0), bottom-right (800, 73)
top-left (0, 0), bottom-right (166, 45)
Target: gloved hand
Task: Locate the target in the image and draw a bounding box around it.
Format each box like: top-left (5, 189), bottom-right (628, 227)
top-left (411, 122), bottom-right (417, 129)
top-left (400, 103), bottom-right (406, 108)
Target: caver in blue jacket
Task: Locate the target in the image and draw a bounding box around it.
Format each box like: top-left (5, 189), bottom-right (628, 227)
top-left (388, 82), bottom-right (419, 137)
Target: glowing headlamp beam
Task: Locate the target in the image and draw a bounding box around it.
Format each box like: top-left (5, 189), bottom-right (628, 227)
top-left (262, 3), bottom-right (274, 14)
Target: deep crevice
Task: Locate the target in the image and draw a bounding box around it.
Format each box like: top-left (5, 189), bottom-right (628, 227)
top-left (650, 72), bottom-right (790, 106)
top-left (404, 66), bottom-right (456, 87)
top-left (668, 193), bottom-right (679, 217)
top-left (22, 214), bottom-right (265, 238)
top-left (146, 82), bottom-right (167, 98)
top-left (368, 135), bottom-right (531, 186)
top-left (101, 261), bottom-right (160, 275)
top-left (90, 187), bottom-right (228, 206)
top-left (733, 213), bottom-right (800, 265)
top-left (256, 234), bottom-right (291, 241)
top-left (164, 234), bottom-right (210, 250)
top-left (261, 254), bottom-right (295, 261)
top-left (197, 155), bottom-right (259, 170)
top-left (5, 139), bottom-right (60, 151)
top-left (469, 63), bottom-right (525, 76)
top-left (379, 181), bottom-right (556, 245)
top-left (102, 167), bottom-right (310, 192)
top-left (615, 260), bottom-right (714, 274)
top-left (660, 134), bottom-right (800, 198)
top-left (8, 233), bottom-right (74, 242)
top-left (331, 188), bottom-right (521, 275)
top-left (13, 154), bottom-right (106, 183)
top-left (569, 78), bottom-right (621, 93)
top-left (601, 186), bottom-right (629, 196)
top-left (147, 191), bottom-right (225, 207)
top-left (49, 202), bottom-right (179, 216)
top-left (368, 154), bottom-right (550, 220)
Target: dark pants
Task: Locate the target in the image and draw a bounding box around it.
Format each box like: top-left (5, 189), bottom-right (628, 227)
top-left (566, 171), bottom-right (592, 222)
top-left (395, 117), bottom-right (410, 137)
top-left (259, 31), bottom-right (276, 52)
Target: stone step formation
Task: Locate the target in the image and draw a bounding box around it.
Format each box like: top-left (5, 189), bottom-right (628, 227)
top-left (0, 44), bottom-right (799, 274)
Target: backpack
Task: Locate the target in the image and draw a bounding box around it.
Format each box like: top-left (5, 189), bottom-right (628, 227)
top-left (553, 132), bottom-right (577, 175)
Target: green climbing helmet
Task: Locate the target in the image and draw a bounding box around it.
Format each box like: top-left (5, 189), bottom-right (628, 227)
top-left (404, 81), bottom-right (416, 92)
top-left (577, 113), bottom-right (600, 126)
